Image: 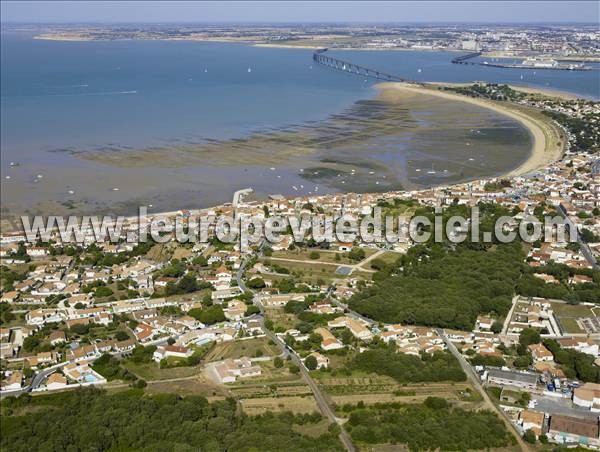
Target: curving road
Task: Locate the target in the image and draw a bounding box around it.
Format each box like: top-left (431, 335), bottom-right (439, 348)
top-left (237, 247), bottom-right (356, 452)
top-left (436, 328), bottom-right (531, 451)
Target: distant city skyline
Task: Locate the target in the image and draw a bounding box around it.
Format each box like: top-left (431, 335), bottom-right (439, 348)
top-left (1, 1), bottom-right (598, 24)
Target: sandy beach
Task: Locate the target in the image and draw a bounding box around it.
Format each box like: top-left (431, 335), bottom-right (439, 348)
top-left (376, 82), bottom-right (565, 178)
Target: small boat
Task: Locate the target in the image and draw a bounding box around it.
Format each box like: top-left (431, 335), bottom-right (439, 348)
top-left (292, 186), bottom-right (298, 191)
top-left (67, 189), bottom-right (75, 194)
top-left (300, 185), bottom-right (304, 189)
top-left (112, 187), bottom-right (120, 191)
top-left (270, 167), bottom-right (275, 170)
top-left (415, 169), bottom-right (421, 172)
top-left (248, 67), bottom-right (252, 73)
top-left (204, 69), bottom-right (208, 73)
top-left (417, 68), bottom-right (422, 73)
top-left (368, 171), bottom-right (375, 175)
top-left (37, 174), bottom-right (43, 178)
top-left (5, 176), bottom-right (10, 180)
top-left (375, 181), bottom-right (380, 185)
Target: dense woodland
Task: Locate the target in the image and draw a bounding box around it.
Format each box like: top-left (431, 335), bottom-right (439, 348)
top-left (343, 400), bottom-right (514, 450)
top-left (1, 389), bottom-right (343, 452)
top-left (348, 346), bottom-right (466, 383)
top-left (349, 241), bottom-right (524, 330)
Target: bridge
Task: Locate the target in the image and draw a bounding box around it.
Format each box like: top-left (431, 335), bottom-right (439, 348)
top-left (451, 51), bottom-right (482, 65)
top-left (313, 48), bottom-right (412, 83)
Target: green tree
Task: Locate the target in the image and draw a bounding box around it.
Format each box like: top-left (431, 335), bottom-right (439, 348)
top-left (523, 429), bottom-right (536, 444)
top-left (519, 328), bottom-right (541, 348)
top-left (309, 251), bottom-right (320, 260)
top-left (305, 355), bottom-right (318, 370)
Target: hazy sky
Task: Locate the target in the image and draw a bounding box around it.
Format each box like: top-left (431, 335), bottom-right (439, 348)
top-left (1, 1), bottom-right (598, 24)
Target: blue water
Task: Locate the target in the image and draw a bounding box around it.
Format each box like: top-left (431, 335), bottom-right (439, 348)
top-left (1, 31), bottom-right (598, 164)
top-left (327, 49), bottom-right (600, 100)
top-left (0, 31), bottom-right (373, 163)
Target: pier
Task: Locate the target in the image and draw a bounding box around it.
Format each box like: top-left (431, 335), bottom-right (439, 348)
top-left (313, 48), bottom-right (413, 82)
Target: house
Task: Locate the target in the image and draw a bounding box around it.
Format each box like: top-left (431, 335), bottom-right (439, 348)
top-left (215, 266), bottom-right (232, 283)
top-left (327, 316), bottom-right (373, 341)
top-left (486, 369), bottom-right (538, 390)
top-left (133, 323), bottom-right (155, 343)
top-left (519, 410), bottom-right (545, 437)
top-left (2, 343), bottom-right (18, 360)
top-left (558, 338), bottom-right (599, 357)
top-left (211, 287), bottom-right (242, 302)
top-left (114, 339), bottom-right (136, 353)
top-left (314, 327), bottom-right (344, 351)
top-left (547, 414), bottom-right (600, 448)
top-left (0, 291), bottom-right (19, 303)
top-left (26, 246), bottom-right (50, 257)
top-left (306, 352), bottom-right (329, 369)
top-left (476, 315), bottom-right (494, 331)
top-left (223, 300), bottom-right (247, 321)
top-left (27, 351), bottom-right (59, 367)
top-left (67, 344), bottom-right (99, 362)
top-left (573, 383), bottom-right (600, 410)
top-left (244, 319), bottom-right (263, 335)
top-left (528, 343), bottom-right (554, 362)
top-left (0, 328), bottom-right (10, 342)
top-left (153, 345), bottom-right (193, 363)
top-left (338, 243), bottom-right (353, 252)
top-left (63, 361), bottom-right (106, 385)
top-left (95, 339), bottom-right (116, 353)
top-left (309, 300), bottom-right (341, 315)
top-left (255, 292), bottom-right (307, 308)
top-left (46, 372), bottom-right (68, 391)
top-left (212, 357), bottom-right (261, 383)
top-left (1, 371), bottom-right (22, 391)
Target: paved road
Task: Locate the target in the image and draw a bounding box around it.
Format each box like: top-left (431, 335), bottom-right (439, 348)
top-left (559, 205), bottom-right (598, 269)
top-left (237, 247), bottom-right (356, 452)
top-left (1, 362), bottom-right (67, 399)
top-left (436, 328), bottom-right (531, 451)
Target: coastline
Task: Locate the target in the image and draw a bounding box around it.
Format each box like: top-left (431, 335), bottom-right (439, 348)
top-left (376, 82), bottom-right (565, 179)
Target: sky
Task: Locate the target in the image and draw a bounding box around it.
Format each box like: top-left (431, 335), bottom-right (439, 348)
top-left (1, 1), bottom-right (598, 24)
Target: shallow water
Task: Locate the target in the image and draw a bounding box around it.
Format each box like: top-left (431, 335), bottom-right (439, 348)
top-left (3, 31), bottom-right (590, 221)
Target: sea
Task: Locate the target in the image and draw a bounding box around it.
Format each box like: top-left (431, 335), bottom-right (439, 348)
top-left (1, 30), bottom-right (599, 218)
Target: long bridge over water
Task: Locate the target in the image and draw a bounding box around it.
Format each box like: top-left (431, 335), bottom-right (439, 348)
top-left (313, 48), bottom-right (415, 83)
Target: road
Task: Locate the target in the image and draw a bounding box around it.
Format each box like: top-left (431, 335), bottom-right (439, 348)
top-left (436, 328), bottom-right (531, 451)
top-left (1, 362), bottom-right (67, 399)
top-left (559, 205), bottom-right (598, 269)
top-left (237, 247), bottom-right (356, 452)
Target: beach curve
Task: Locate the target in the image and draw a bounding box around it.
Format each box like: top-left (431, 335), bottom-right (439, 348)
top-left (375, 82), bottom-right (566, 179)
